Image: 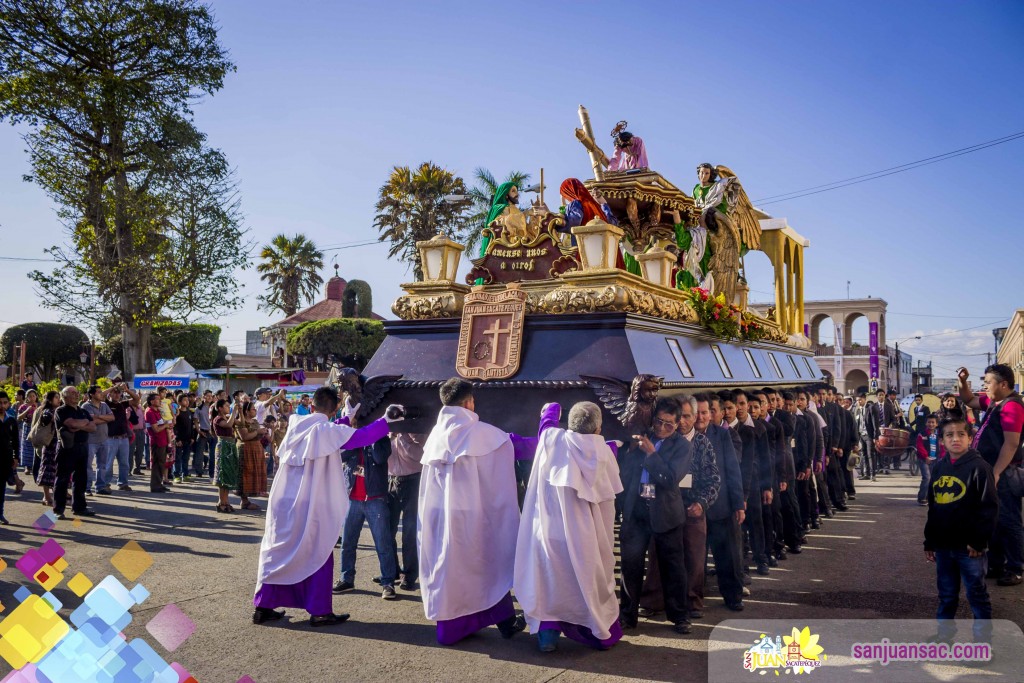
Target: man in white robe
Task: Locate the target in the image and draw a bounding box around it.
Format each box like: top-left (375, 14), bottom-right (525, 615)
top-left (514, 402), bottom-right (624, 652)
top-left (253, 386), bottom-right (402, 627)
top-left (418, 378), bottom-right (525, 645)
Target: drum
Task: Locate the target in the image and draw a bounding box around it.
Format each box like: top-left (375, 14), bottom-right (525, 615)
top-left (876, 427), bottom-right (911, 455)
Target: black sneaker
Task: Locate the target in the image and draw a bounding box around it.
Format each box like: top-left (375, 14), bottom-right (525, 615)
top-left (399, 579), bottom-right (417, 591)
top-left (787, 545), bottom-right (802, 554)
top-left (756, 563), bottom-right (770, 576)
top-left (497, 613), bottom-right (527, 639)
top-left (252, 607), bottom-right (285, 624)
top-left (672, 621), bottom-right (692, 634)
top-left (97, 489), bottom-right (112, 496)
top-left (381, 585), bottom-right (397, 600)
top-left (767, 556), bottom-right (779, 568)
top-left (332, 580), bottom-right (354, 594)
top-left (996, 573), bottom-right (1023, 587)
top-left (132, 468), bottom-right (142, 475)
top-left (76, 509), bottom-right (96, 517)
top-left (725, 601), bottom-right (745, 612)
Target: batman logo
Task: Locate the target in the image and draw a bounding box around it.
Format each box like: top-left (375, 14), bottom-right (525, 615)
top-left (932, 475), bottom-right (966, 504)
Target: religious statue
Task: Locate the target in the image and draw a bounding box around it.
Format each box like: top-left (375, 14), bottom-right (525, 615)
top-left (687, 163), bottom-right (761, 304)
top-left (581, 373), bottom-right (663, 434)
top-left (607, 121), bottom-right (648, 172)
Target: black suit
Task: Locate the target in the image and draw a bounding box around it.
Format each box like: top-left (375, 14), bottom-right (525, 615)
top-left (618, 432), bottom-right (692, 625)
top-left (701, 424), bottom-right (745, 605)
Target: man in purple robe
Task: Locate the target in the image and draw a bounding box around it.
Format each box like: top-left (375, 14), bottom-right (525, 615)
top-left (252, 386), bottom-right (403, 627)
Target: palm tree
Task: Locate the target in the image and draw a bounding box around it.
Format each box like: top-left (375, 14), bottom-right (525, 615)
top-left (374, 161), bottom-right (469, 280)
top-left (256, 234), bottom-right (325, 317)
top-left (464, 168), bottom-right (531, 254)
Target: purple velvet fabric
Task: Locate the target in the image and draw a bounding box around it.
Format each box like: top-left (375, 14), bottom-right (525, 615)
top-left (435, 592), bottom-right (515, 646)
top-left (537, 619), bottom-right (623, 650)
top-left (254, 554), bottom-right (334, 616)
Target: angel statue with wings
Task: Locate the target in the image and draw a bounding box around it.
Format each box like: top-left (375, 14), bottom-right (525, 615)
top-left (681, 163), bottom-right (762, 305)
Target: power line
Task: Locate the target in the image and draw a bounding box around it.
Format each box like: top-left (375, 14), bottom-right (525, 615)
top-left (753, 130), bottom-right (1024, 206)
top-left (886, 311), bottom-right (1006, 319)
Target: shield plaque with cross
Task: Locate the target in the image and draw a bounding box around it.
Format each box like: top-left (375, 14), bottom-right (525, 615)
top-left (456, 284), bottom-right (528, 380)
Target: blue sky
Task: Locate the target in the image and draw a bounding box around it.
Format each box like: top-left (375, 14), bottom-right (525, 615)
top-left (1, 0), bottom-right (1022, 382)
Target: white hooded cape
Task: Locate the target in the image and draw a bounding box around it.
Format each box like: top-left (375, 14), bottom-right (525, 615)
top-left (418, 406), bottom-right (519, 621)
top-left (255, 413), bottom-right (356, 588)
top-left (513, 427), bottom-right (623, 638)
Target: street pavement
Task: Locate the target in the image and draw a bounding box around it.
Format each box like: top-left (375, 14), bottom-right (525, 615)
top-left (2, 467), bottom-right (1023, 682)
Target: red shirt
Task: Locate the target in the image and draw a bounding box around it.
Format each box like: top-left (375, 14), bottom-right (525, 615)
top-left (978, 394), bottom-right (1024, 434)
top-left (145, 407), bottom-right (170, 448)
top-left (349, 452), bottom-right (381, 502)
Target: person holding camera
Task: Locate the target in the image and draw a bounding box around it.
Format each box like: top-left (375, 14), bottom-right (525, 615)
top-left (144, 393), bottom-right (171, 493)
top-left (617, 397), bottom-right (693, 634)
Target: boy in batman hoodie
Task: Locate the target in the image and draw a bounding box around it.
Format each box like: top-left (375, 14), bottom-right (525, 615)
top-left (924, 412), bottom-right (998, 625)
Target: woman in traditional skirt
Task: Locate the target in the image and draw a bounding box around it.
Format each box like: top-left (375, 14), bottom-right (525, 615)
top-left (235, 401), bottom-right (268, 511)
top-left (34, 391), bottom-right (60, 507)
top-left (212, 399), bottom-right (241, 513)
top-left (17, 389), bottom-right (38, 476)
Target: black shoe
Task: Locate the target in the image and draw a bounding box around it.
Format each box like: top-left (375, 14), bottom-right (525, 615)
top-left (381, 585), bottom-right (397, 600)
top-left (399, 579), bottom-right (417, 591)
top-left (810, 520), bottom-right (820, 529)
top-left (725, 601), bottom-right (745, 612)
top-left (332, 580), bottom-right (354, 594)
top-left (756, 563), bottom-right (770, 576)
top-left (372, 576), bottom-right (382, 585)
top-left (707, 567), bottom-right (717, 577)
top-left (835, 504), bottom-right (848, 512)
top-left (132, 468), bottom-right (142, 475)
top-left (76, 509), bottom-right (96, 517)
top-left (996, 573), bottom-right (1023, 587)
top-left (619, 616), bottom-right (638, 630)
top-left (823, 509), bottom-right (835, 518)
top-left (672, 621), bottom-right (692, 634)
top-left (497, 613), bottom-right (527, 639)
top-left (741, 572), bottom-right (752, 586)
top-left (688, 609), bottom-right (703, 619)
top-left (917, 500), bottom-right (928, 506)
top-left (787, 545), bottom-right (803, 554)
top-left (847, 494), bottom-right (856, 500)
top-left (638, 607), bottom-right (664, 619)
top-left (97, 489), bottom-right (112, 496)
top-left (150, 487), bottom-right (169, 493)
top-left (767, 556), bottom-right (779, 568)
top-left (0, 515), bottom-right (8, 525)
top-left (252, 608), bottom-right (285, 624)
top-left (310, 613), bottom-right (350, 627)
top-left (858, 475), bottom-right (870, 481)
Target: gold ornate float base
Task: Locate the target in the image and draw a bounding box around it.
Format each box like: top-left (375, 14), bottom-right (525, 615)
top-left (393, 271), bottom-right (791, 345)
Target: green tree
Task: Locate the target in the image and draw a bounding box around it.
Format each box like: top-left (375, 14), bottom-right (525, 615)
top-left (374, 162), bottom-right (470, 281)
top-left (0, 322), bottom-right (88, 381)
top-left (100, 322), bottom-right (221, 370)
top-left (0, 0), bottom-right (244, 378)
top-left (256, 234), bottom-right (325, 317)
top-left (464, 168), bottom-right (531, 253)
top-left (341, 280), bottom-right (373, 318)
top-left (286, 319), bottom-right (386, 371)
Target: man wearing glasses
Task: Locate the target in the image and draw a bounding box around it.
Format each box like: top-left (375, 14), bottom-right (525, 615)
top-left (617, 398), bottom-right (693, 634)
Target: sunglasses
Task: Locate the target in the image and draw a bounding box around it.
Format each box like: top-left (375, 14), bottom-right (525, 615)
top-left (653, 417), bottom-right (677, 429)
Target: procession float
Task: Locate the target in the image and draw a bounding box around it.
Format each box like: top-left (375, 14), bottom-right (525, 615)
top-left (358, 107), bottom-right (822, 439)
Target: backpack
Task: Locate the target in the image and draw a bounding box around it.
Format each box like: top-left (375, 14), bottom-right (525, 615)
top-left (27, 407), bottom-right (55, 448)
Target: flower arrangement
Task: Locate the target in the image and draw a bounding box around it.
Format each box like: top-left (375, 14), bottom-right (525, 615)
top-left (684, 287), bottom-right (741, 339)
top-left (740, 311), bottom-right (770, 342)
top-left (685, 287), bottom-right (771, 341)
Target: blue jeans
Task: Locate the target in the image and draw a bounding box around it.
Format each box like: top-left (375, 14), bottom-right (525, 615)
top-left (106, 437), bottom-right (131, 486)
top-left (988, 476), bottom-right (1024, 575)
top-left (340, 497), bottom-right (397, 587)
top-left (194, 434), bottom-right (216, 477)
top-left (173, 439), bottom-right (193, 478)
top-left (935, 549), bottom-right (991, 620)
top-left (917, 460), bottom-right (933, 502)
top-left (88, 441), bottom-right (111, 491)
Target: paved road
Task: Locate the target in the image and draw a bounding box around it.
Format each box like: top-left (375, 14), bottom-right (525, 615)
top-left (2, 469), bottom-right (1023, 682)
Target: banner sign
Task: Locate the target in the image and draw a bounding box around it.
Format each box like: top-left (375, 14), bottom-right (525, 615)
top-left (132, 374), bottom-right (189, 391)
top-left (869, 323), bottom-right (880, 381)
